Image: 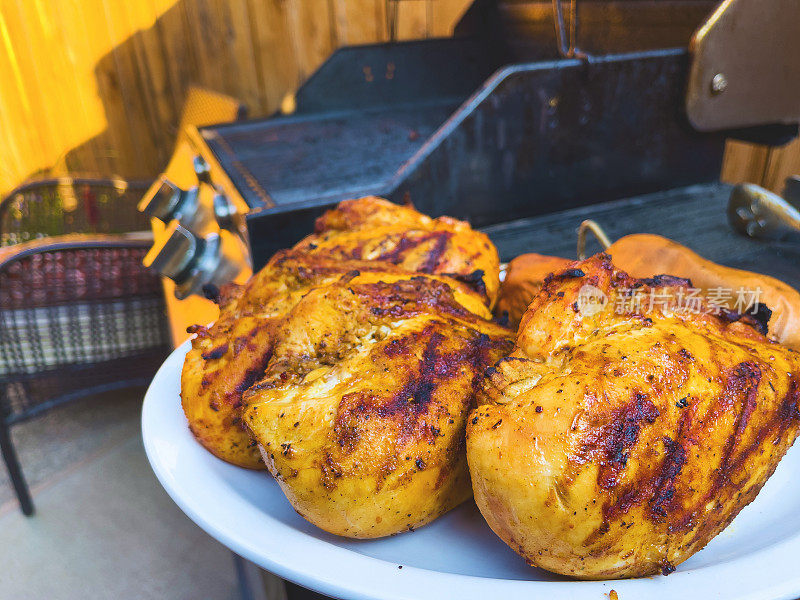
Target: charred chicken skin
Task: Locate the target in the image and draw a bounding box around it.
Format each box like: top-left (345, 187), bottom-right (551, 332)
top-left (182, 252), bottom-right (446, 468)
top-left (468, 254), bottom-right (800, 578)
top-left (294, 196), bottom-right (500, 307)
top-left (243, 275), bottom-right (513, 538)
top-left (181, 197), bottom-right (500, 469)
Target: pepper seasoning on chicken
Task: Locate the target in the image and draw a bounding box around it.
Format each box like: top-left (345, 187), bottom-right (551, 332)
top-left (181, 197), bottom-right (501, 469)
top-left (243, 274), bottom-right (513, 537)
top-left (294, 196), bottom-right (500, 307)
top-left (468, 254), bottom-right (800, 578)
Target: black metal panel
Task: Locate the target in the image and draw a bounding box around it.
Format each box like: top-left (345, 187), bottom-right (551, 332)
top-left (386, 49), bottom-right (727, 226)
top-left (293, 38), bottom-right (504, 114)
top-left (246, 204), bottom-right (324, 272)
top-left (239, 50), bottom-right (728, 265)
top-left (485, 182), bottom-right (800, 291)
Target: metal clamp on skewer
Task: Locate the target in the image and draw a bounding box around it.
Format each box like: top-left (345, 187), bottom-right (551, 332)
top-left (577, 219), bottom-right (611, 260)
top-left (728, 183), bottom-right (800, 241)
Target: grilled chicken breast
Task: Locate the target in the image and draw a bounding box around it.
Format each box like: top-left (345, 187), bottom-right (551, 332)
top-left (182, 252), bottom-right (431, 468)
top-left (468, 254), bottom-right (800, 578)
top-left (243, 274), bottom-right (513, 537)
top-left (182, 197), bottom-right (500, 468)
top-left (294, 196), bottom-right (500, 307)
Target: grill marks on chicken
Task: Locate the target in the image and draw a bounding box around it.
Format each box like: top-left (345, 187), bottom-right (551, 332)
top-left (294, 197), bottom-right (500, 306)
top-left (181, 314), bottom-right (278, 467)
top-left (181, 197), bottom-right (501, 469)
top-left (468, 254), bottom-right (800, 579)
top-left (242, 277), bottom-right (513, 538)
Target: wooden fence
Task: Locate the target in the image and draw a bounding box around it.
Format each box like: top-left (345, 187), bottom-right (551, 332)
top-left (0, 0), bottom-right (470, 196)
top-left (0, 0), bottom-right (796, 197)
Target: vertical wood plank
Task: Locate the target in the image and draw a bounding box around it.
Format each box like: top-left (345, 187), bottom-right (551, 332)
top-left (395, 0), bottom-right (429, 40)
top-left (762, 139), bottom-right (800, 193)
top-left (332, 0), bottom-right (386, 45)
top-left (99, 0), bottom-right (162, 178)
top-left (91, 0), bottom-right (148, 178)
top-left (246, 0), bottom-right (300, 113)
top-left (0, 5), bottom-right (46, 184)
top-left (118, 2), bottom-right (173, 171)
top-left (720, 140), bottom-right (770, 187)
top-left (219, 0), bottom-right (264, 114)
top-left (133, 2), bottom-right (179, 155)
top-left (429, 0), bottom-right (471, 36)
top-left (2, 1), bottom-right (63, 175)
top-left (50, 0), bottom-right (107, 175)
top-left (285, 0), bottom-right (337, 82)
top-left (148, 0), bottom-right (194, 120)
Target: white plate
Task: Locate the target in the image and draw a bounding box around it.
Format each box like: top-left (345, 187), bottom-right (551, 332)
top-left (143, 342), bottom-right (800, 600)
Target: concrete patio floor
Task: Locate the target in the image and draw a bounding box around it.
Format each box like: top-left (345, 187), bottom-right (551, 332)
top-left (0, 389), bottom-right (240, 600)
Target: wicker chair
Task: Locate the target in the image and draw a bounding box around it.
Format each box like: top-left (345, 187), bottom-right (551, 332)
top-left (0, 180), bottom-right (171, 516)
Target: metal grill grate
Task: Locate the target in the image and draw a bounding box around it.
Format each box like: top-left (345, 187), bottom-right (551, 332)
top-left (203, 102), bottom-right (457, 210)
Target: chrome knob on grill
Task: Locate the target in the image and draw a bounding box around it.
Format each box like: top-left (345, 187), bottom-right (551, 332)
top-left (143, 220), bottom-right (197, 282)
top-left (138, 176), bottom-right (215, 234)
top-left (212, 191), bottom-right (239, 233)
top-left (143, 221), bottom-right (245, 300)
top-left (138, 152), bottom-right (250, 299)
top-left (193, 155), bottom-right (211, 184)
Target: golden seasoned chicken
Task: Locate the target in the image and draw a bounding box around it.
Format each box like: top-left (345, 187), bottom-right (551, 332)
top-left (468, 254), bottom-right (800, 579)
top-left (182, 252), bottom-right (424, 468)
top-left (182, 252), bottom-right (491, 469)
top-left (182, 197), bottom-right (500, 468)
top-left (294, 196), bottom-right (500, 307)
top-left (495, 235), bottom-right (800, 348)
top-left (243, 274), bottom-right (513, 538)
top-left (495, 253), bottom-right (571, 327)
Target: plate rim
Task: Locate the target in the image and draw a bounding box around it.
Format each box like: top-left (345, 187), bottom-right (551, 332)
top-left (142, 342), bottom-right (800, 600)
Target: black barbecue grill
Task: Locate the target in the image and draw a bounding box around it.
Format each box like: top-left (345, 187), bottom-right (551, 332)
top-left (138, 0), bottom-right (800, 297)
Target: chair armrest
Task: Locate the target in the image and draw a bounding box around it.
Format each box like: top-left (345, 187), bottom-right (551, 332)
top-left (0, 232), bottom-right (153, 269)
top-left (0, 232), bottom-right (159, 310)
